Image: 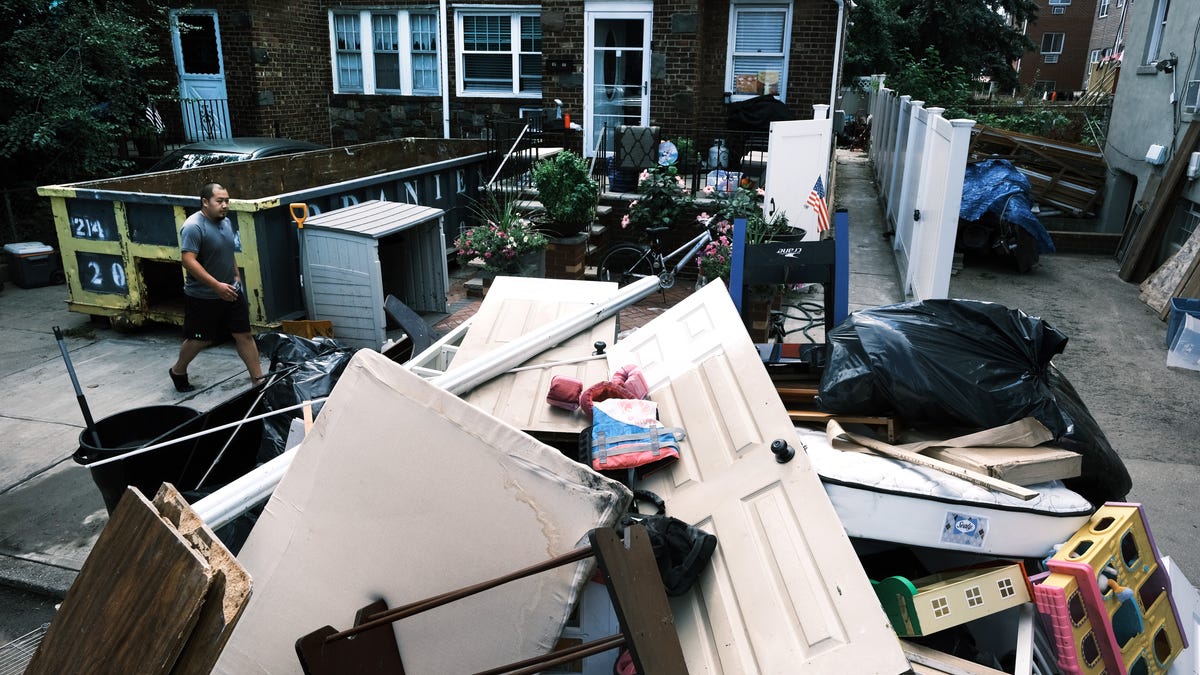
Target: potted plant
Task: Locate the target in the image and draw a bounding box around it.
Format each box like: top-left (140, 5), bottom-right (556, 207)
top-left (531, 150), bottom-right (599, 238)
top-left (454, 193), bottom-right (549, 276)
top-left (621, 164), bottom-right (695, 236)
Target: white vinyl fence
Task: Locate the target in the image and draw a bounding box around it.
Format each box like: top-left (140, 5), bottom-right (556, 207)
top-left (868, 84), bottom-right (975, 300)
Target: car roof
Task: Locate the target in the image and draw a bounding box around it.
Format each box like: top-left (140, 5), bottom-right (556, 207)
top-left (172, 137), bottom-right (325, 155)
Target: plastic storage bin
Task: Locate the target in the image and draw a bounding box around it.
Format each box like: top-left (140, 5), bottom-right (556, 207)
top-left (1166, 297), bottom-right (1200, 347)
top-left (1167, 312), bottom-right (1200, 371)
top-left (3, 241), bottom-right (58, 288)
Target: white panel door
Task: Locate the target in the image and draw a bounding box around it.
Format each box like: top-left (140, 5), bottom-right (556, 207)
top-left (170, 10), bottom-right (231, 141)
top-left (763, 119), bottom-right (833, 242)
top-left (607, 281), bottom-right (909, 674)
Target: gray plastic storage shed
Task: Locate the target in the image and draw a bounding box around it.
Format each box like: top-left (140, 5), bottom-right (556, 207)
top-left (301, 200), bottom-right (447, 349)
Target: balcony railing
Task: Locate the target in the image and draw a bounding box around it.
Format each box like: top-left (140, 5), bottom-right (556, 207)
top-left (180, 98), bottom-right (231, 142)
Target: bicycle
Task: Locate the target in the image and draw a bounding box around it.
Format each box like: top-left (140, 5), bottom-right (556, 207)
top-left (597, 226), bottom-right (712, 290)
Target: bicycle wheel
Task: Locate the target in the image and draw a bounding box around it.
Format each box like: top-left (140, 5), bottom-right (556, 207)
top-left (599, 245), bottom-right (655, 286)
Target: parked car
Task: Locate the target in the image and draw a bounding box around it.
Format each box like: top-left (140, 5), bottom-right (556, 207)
top-left (148, 137), bottom-right (325, 172)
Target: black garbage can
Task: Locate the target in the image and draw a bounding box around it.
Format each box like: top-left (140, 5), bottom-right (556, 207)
top-left (74, 405), bottom-right (200, 513)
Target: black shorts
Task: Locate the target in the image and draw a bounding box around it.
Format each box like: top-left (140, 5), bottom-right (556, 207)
top-left (182, 293), bottom-right (251, 342)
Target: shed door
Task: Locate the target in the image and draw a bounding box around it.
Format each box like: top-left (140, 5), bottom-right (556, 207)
top-left (304, 233), bottom-right (385, 349)
top-left (606, 282), bottom-right (909, 674)
top-left (170, 10), bottom-right (231, 141)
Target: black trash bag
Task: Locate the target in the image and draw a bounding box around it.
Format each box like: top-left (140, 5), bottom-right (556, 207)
top-left (817, 299), bottom-right (1070, 432)
top-left (253, 332), bottom-right (359, 463)
top-left (816, 299), bottom-right (1130, 505)
top-left (618, 490), bottom-right (717, 597)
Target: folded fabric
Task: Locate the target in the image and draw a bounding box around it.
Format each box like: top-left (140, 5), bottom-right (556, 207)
top-left (546, 375), bottom-right (583, 411)
top-left (590, 398), bottom-right (683, 471)
top-left (610, 363), bottom-right (650, 400)
top-left (579, 380), bottom-right (634, 419)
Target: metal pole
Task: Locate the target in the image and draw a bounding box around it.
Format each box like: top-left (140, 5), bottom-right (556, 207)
top-left (193, 274), bottom-right (663, 529)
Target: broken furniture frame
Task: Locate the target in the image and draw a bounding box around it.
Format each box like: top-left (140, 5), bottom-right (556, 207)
top-left (294, 524), bottom-right (686, 675)
top-left (728, 210), bottom-right (849, 336)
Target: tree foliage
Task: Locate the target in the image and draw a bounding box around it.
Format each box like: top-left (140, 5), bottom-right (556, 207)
top-left (0, 0), bottom-right (172, 187)
top-left (846, 0), bottom-right (1039, 93)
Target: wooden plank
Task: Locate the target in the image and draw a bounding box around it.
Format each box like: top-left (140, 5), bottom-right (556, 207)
top-left (25, 487), bottom-right (212, 675)
top-left (152, 485), bottom-right (252, 675)
top-left (826, 420), bottom-right (1039, 500)
top-left (1120, 121), bottom-right (1200, 282)
top-left (789, 409), bottom-right (897, 442)
top-left (1141, 226), bottom-right (1200, 315)
top-left (590, 526), bottom-right (687, 675)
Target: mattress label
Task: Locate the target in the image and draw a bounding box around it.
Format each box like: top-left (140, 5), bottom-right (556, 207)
top-left (941, 512), bottom-right (988, 548)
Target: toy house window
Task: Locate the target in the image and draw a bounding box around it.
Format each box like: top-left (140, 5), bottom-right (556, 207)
top-left (330, 10), bottom-right (441, 96)
top-left (456, 11), bottom-right (542, 97)
top-left (997, 578), bottom-right (1016, 598)
top-left (931, 596), bottom-right (950, 618)
top-left (1068, 591), bottom-right (1087, 626)
top-left (1143, 0), bottom-right (1171, 66)
top-left (965, 586), bottom-right (984, 607)
top-left (726, 1), bottom-right (793, 102)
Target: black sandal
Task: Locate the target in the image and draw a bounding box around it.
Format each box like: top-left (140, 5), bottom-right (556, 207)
top-left (169, 367), bottom-right (195, 393)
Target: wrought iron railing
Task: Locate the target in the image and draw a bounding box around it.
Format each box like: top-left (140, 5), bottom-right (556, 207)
top-left (180, 98), bottom-right (231, 142)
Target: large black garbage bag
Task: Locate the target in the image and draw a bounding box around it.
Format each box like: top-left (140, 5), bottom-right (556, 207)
top-left (253, 332), bottom-right (359, 463)
top-left (816, 299), bottom-right (1130, 505)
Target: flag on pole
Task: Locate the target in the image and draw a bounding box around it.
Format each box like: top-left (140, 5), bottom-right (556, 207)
top-left (145, 104), bottom-right (165, 133)
top-left (807, 175), bottom-right (829, 232)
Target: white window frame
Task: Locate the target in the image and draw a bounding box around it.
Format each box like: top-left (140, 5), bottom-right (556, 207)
top-left (328, 9), bottom-right (441, 96)
top-left (1041, 32), bottom-right (1064, 63)
top-left (1090, 49), bottom-right (1102, 63)
top-left (454, 8), bottom-right (542, 98)
top-left (1098, 0), bottom-right (1110, 17)
top-left (725, 1), bottom-right (793, 102)
top-left (1144, 0), bottom-right (1171, 65)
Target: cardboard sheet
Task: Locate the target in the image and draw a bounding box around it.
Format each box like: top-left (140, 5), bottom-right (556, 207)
top-left (216, 350), bottom-right (631, 674)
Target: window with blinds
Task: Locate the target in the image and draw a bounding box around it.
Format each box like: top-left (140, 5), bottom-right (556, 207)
top-left (727, 2), bottom-right (791, 100)
top-left (458, 11), bottom-right (541, 96)
top-left (330, 10), bottom-right (440, 96)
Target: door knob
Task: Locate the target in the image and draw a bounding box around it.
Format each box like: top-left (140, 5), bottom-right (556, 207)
top-left (770, 439), bottom-right (794, 463)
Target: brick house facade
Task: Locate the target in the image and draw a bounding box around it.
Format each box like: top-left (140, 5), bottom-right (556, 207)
top-left (1018, 0), bottom-right (1099, 95)
top-left (155, 0), bottom-right (841, 149)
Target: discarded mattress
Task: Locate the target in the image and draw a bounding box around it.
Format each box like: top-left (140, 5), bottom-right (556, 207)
top-left (795, 425), bottom-right (1094, 558)
top-left (215, 349), bottom-right (632, 674)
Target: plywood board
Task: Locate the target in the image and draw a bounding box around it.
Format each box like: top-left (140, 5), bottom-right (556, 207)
top-left (606, 281), bottom-right (910, 674)
top-left (450, 276), bottom-right (619, 436)
top-left (25, 487), bottom-right (212, 674)
top-left (216, 349), bottom-right (631, 674)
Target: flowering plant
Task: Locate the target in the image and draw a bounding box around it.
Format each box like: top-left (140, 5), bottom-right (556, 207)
top-left (695, 219), bottom-right (734, 282)
top-left (696, 180), bottom-right (794, 246)
top-left (621, 164), bottom-right (694, 234)
top-left (454, 195), bottom-right (548, 272)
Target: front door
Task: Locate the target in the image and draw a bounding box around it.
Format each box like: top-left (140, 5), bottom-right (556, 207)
top-left (584, 3), bottom-right (652, 158)
top-left (607, 282), bottom-right (911, 674)
top-left (170, 10), bottom-right (231, 142)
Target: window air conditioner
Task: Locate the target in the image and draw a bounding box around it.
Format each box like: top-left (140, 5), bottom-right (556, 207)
top-left (1044, 54), bottom-right (1060, 64)
top-left (1188, 152), bottom-right (1200, 180)
top-left (1185, 80), bottom-right (1200, 114)
top-left (1052, 6), bottom-right (1065, 14)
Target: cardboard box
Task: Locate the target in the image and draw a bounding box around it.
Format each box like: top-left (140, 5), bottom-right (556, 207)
top-left (735, 74), bottom-right (759, 95)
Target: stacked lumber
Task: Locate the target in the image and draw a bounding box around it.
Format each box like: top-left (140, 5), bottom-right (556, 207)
top-left (968, 125), bottom-right (1107, 216)
top-left (1140, 226), bottom-right (1200, 318)
top-left (1120, 122), bottom-right (1200, 283)
top-left (776, 383), bottom-right (897, 442)
top-left (1078, 60), bottom-right (1120, 105)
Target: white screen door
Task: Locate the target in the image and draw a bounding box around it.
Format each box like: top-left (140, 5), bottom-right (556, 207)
top-left (584, 3), bottom-right (652, 158)
top-left (170, 10), bottom-right (231, 141)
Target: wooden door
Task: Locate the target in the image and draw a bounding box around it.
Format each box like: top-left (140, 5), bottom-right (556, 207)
top-left (606, 282), bottom-right (908, 674)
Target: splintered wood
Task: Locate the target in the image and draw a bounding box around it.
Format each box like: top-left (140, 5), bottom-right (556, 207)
top-left (24, 485), bottom-right (250, 675)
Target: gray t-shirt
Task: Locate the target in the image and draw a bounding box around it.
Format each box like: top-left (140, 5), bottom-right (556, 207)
top-left (180, 210), bottom-right (238, 300)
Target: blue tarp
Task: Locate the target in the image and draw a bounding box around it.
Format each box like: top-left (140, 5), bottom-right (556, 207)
top-left (960, 159), bottom-right (1056, 253)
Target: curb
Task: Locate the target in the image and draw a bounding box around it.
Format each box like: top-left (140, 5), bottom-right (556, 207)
top-left (0, 554), bottom-right (76, 601)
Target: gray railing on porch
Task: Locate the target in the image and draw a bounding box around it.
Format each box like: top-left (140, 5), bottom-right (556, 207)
top-left (181, 98), bottom-right (231, 142)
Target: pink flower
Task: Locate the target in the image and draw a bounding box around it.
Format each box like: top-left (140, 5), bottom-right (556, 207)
top-left (756, 187), bottom-right (765, 197)
top-left (639, 170), bottom-right (650, 182)
top-left (629, 200), bottom-right (638, 208)
top-left (696, 212), bottom-right (711, 224)
top-left (702, 185), bottom-right (715, 195)
top-left (621, 214), bottom-right (630, 229)
top-left (484, 251), bottom-right (492, 258)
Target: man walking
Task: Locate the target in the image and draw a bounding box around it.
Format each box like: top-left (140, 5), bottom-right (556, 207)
top-left (169, 183), bottom-right (264, 392)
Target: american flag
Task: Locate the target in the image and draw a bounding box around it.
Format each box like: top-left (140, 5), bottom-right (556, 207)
top-left (807, 175), bottom-right (830, 232)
